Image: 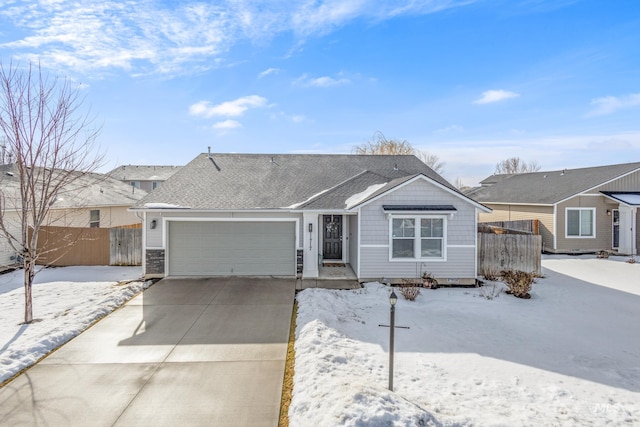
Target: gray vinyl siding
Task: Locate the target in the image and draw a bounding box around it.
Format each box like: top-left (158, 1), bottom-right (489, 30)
top-left (348, 214), bottom-right (358, 273)
top-left (360, 246), bottom-right (475, 280)
top-left (358, 179), bottom-right (477, 279)
top-left (145, 211), bottom-right (303, 248)
top-left (586, 170), bottom-right (640, 194)
top-left (637, 210), bottom-right (640, 255)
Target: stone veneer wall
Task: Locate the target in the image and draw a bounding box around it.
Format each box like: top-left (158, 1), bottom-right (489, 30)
top-left (145, 249), bottom-right (165, 275)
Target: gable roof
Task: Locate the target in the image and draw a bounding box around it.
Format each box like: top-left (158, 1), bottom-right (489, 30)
top-left (469, 162), bottom-right (640, 205)
top-left (108, 165), bottom-right (182, 182)
top-left (0, 164), bottom-right (147, 209)
top-left (134, 153), bottom-right (469, 211)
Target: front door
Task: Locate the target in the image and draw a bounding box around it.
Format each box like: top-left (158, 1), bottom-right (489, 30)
top-left (613, 209), bottom-right (620, 249)
top-left (323, 215), bottom-right (343, 260)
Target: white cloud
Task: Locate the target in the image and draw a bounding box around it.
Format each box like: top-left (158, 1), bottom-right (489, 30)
top-left (189, 95), bottom-right (267, 118)
top-left (434, 125), bottom-right (464, 135)
top-left (587, 93), bottom-right (640, 116)
top-left (473, 89), bottom-right (520, 104)
top-left (212, 120), bottom-right (242, 129)
top-left (294, 73), bottom-right (350, 87)
top-left (258, 67), bottom-right (281, 78)
top-left (0, 1), bottom-right (477, 76)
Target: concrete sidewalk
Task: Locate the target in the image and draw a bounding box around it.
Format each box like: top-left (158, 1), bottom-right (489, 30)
top-left (0, 277), bottom-right (295, 427)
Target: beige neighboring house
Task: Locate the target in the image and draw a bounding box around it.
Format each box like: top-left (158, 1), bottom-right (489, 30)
top-left (0, 164), bottom-right (147, 269)
top-left (467, 161), bottom-right (640, 255)
top-left (108, 165), bottom-right (182, 193)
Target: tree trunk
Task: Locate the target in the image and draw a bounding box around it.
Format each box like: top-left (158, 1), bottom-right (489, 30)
top-left (23, 258), bottom-right (34, 324)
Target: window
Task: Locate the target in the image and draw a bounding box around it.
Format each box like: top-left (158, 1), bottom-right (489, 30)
top-left (152, 181), bottom-right (159, 190)
top-left (130, 181), bottom-right (140, 189)
top-left (391, 216), bottom-right (445, 260)
top-left (566, 208), bottom-right (595, 238)
top-left (89, 210), bottom-right (100, 228)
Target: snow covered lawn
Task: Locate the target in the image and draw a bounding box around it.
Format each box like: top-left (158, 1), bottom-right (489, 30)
top-left (0, 266), bottom-right (147, 384)
top-left (290, 256), bottom-right (640, 426)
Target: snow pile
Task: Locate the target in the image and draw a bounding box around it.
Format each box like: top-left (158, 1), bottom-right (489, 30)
top-left (344, 183), bottom-right (387, 209)
top-left (0, 266), bottom-right (148, 384)
top-left (290, 257), bottom-right (640, 426)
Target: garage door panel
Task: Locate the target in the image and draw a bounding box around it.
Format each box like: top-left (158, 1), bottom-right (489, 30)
top-left (168, 221), bottom-right (295, 276)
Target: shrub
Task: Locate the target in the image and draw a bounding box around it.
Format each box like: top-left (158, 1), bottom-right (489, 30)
top-left (479, 282), bottom-right (503, 300)
top-left (421, 272), bottom-right (438, 289)
top-left (500, 270), bottom-right (536, 299)
top-left (481, 267), bottom-right (501, 281)
top-left (398, 279), bottom-right (421, 301)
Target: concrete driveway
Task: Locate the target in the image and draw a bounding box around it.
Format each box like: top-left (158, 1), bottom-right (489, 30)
top-left (0, 277), bottom-right (295, 427)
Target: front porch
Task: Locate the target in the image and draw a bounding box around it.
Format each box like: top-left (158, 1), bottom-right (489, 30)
top-left (296, 263), bottom-right (360, 290)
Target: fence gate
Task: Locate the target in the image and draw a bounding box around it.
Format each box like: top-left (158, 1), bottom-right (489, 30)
top-left (110, 228), bottom-right (142, 266)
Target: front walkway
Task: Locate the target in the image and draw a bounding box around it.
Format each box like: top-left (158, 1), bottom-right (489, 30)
top-left (0, 277), bottom-right (295, 427)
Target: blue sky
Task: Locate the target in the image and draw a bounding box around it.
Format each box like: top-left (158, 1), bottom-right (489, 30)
top-left (1, 0), bottom-right (639, 185)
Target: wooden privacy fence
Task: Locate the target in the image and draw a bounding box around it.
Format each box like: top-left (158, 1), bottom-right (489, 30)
top-left (480, 219), bottom-right (540, 235)
top-left (35, 225), bottom-right (142, 267)
top-left (477, 232), bottom-right (542, 275)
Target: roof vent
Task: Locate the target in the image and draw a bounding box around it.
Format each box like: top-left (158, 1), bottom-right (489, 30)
top-left (208, 146), bottom-right (211, 158)
top-left (393, 163), bottom-right (398, 171)
top-left (270, 156), bottom-right (279, 166)
top-left (5, 172), bottom-right (14, 177)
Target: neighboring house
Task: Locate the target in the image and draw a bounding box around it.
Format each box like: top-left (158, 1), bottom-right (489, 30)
top-left (0, 164), bottom-right (147, 268)
top-left (108, 164), bottom-right (182, 192)
top-left (467, 162), bottom-right (640, 255)
top-left (131, 153), bottom-right (490, 283)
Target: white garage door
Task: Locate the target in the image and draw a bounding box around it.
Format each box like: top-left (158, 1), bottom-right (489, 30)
top-left (168, 221), bottom-right (296, 276)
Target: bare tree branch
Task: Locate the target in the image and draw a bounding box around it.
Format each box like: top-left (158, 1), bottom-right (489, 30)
top-left (352, 131), bottom-right (445, 174)
top-left (495, 157), bottom-right (541, 174)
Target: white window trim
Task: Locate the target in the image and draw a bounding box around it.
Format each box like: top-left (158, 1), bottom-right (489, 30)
top-left (565, 207), bottom-right (596, 239)
top-left (388, 214), bottom-right (447, 262)
top-left (89, 209), bottom-right (100, 228)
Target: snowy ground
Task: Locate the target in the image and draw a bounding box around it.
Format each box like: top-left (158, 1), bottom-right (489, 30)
top-left (290, 255), bottom-right (640, 426)
top-left (0, 266), bottom-right (147, 384)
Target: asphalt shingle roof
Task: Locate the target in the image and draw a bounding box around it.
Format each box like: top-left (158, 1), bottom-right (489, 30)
top-left (469, 162), bottom-right (640, 205)
top-left (108, 165), bottom-right (182, 181)
top-left (134, 153), bottom-right (461, 210)
top-left (0, 164), bottom-right (147, 209)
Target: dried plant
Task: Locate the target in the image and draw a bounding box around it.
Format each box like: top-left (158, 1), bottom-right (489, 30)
top-left (398, 279), bottom-right (421, 301)
top-left (501, 270), bottom-right (536, 299)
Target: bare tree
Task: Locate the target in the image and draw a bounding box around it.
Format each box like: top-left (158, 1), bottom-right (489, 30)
top-left (352, 132), bottom-right (413, 155)
top-left (415, 151), bottom-right (445, 175)
top-left (353, 132), bottom-right (445, 174)
top-left (495, 157), bottom-right (541, 174)
top-left (0, 62), bottom-right (103, 323)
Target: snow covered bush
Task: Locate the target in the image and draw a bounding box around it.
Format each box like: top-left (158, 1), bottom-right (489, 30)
top-left (501, 270), bottom-right (536, 299)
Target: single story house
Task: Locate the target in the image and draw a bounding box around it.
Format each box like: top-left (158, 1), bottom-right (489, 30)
top-left (467, 161), bottom-right (640, 255)
top-left (132, 153), bottom-right (490, 283)
top-left (108, 164), bottom-right (182, 192)
top-left (0, 164), bottom-right (147, 269)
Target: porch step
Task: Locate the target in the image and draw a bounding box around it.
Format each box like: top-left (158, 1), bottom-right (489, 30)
top-left (322, 262), bottom-right (345, 267)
